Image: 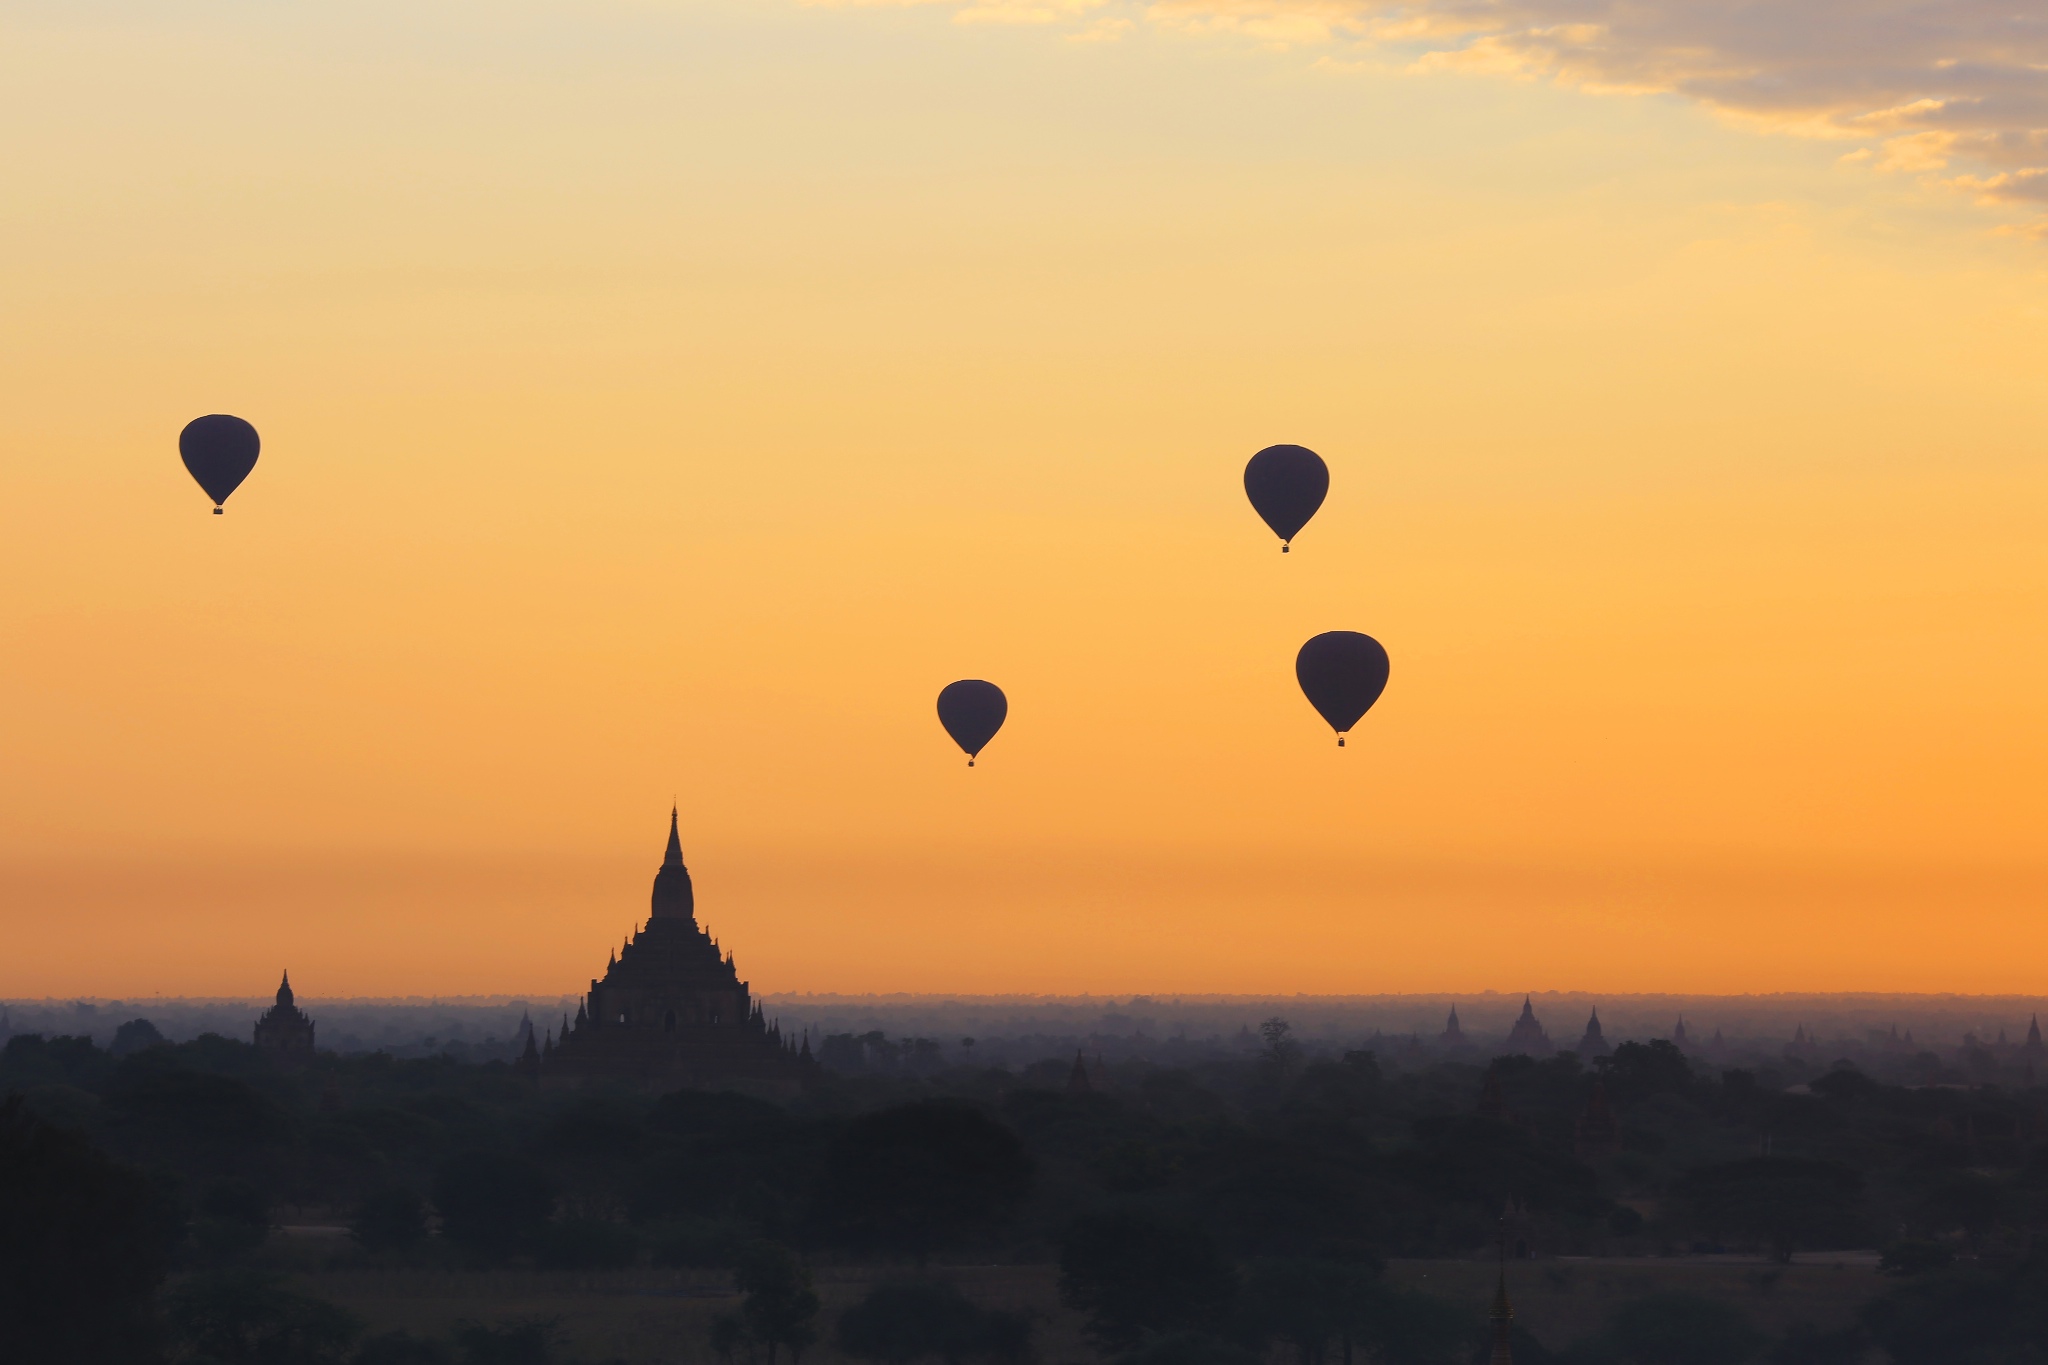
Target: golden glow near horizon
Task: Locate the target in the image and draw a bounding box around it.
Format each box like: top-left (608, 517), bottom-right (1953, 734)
top-left (3, 0), bottom-right (2046, 999)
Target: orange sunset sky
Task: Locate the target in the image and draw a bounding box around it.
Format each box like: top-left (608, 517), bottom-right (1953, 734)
top-left (3, 0), bottom-right (2047, 999)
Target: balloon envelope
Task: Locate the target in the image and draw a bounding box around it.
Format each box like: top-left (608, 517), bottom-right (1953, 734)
top-left (1295, 632), bottom-right (1389, 742)
top-left (1243, 444), bottom-right (1328, 549)
top-left (937, 680), bottom-right (1008, 765)
top-left (179, 415), bottom-right (261, 512)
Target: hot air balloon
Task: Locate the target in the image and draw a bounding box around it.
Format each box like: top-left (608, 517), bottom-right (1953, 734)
top-left (937, 680), bottom-right (1007, 767)
top-left (179, 415), bottom-right (261, 514)
top-left (1295, 631), bottom-right (1389, 746)
top-left (1243, 444), bottom-right (1328, 552)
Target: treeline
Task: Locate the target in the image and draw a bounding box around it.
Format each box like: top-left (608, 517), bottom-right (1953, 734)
top-left (10, 1025), bottom-right (2048, 1361)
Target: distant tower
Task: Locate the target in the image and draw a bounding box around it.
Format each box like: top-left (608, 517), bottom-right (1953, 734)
top-left (1673, 1018), bottom-right (1689, 1048)
top-left (1442, 1006), bottom-right (1466, 1045)
top-left (1505, 997), bottom-right (1551, 1055)
top-left (2028, 1015), bottom-right (2044, 1057)
top-left (543, 809), bottom-right (812, 1092)
top-left (1576, 1008), bottom-right (1611, 1057)
top-left (252, 971), bottom-right (316, 1060)
top-left (518, 1026), bottom-right (541, 1080)
top-left (1066, 1049), bottom-right (1093, 1096)
top-left (1489, 1223), bottom-right (1516, 1365)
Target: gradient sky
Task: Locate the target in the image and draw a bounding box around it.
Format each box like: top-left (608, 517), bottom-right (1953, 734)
top-left (3, 0), bottom-right (2047, 999)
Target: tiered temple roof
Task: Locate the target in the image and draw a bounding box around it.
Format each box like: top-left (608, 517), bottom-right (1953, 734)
top-left (543, 810), bottom-right (811, 1094)
top-left (253, 971), bottom-right (316, 1058)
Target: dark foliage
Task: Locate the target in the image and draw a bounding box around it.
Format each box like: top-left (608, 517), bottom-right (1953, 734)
top-left (352, 1332), bottom-right (457, 1365)
top-left (1599, 1292), bottom-right (1765, 1365)
top-left (163, 1270), bottom-right (362, 1365)
top-left (195, 1178), bottom-right (273, 1262)
top-left (433, 1151), bottom-right (558, 1261)
top-left (1878, 1240), bottom-right (1954, 1276)
top-left (450, 1320), bottom-right (561, 1365)
top-left (534, 1216), bottom-right (641, 1270)
top-left (1670, 1159), bottom-right (1864, 1262)
top-left (114, 1018), bottom-right (169, 1056)
top-left (0, 1093), bottom-right (180, 1363)
top-left (351, 1186), bottom-right (429, 1254)
top-left (716, 1240), bottom-right (822, 1365)
top-left (1861, 1260), bottom-right (2048, 1365)
top-left (1059, 1210), bottom-right (1237, 1351)
top-left (812, 1103), bottom-right (1033, 1257)
top-left (1767, 1323), bottom-right (1868, 1365)
top-left (835, 1280), bottom-right (1032, 1365)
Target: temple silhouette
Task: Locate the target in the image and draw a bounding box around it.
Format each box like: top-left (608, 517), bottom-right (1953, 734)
top-left (537, 810), bottom-right (811, 1094)
top-left (252, 971), bottom-right (315, 1059)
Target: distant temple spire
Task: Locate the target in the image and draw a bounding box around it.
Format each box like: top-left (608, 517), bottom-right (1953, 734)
top-left (1067, 1049), bottom-right (1093, 1096)
top-left (1442, 1006), bottom-right (1465, 1045)
top-left (1576, 1008), bottom-right (1610, 1057)
top-left (254, 969), bottom-right (315, 1061)
top-left (1673, 1017), bottom-right (1688, 1047)
top-left (542, 809), bottom-right (813, 1091)
top-left (1505, 997), bottom-right (1551, 1055)
top-left (650, 807), bottom-right (696, 921)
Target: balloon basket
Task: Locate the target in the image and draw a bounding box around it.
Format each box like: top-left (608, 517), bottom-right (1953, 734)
top-left (213, 507), bottom-right (223, 515)
top-left (1281, 544), bottom-right (1290, 553)
top-left (1337, 737), bottom-right (1346, 747)
top-left (967, 759), bottom-right (975, 768)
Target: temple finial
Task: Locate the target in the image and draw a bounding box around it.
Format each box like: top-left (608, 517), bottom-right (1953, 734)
top-left (664, 806), bottom-right (683, 868)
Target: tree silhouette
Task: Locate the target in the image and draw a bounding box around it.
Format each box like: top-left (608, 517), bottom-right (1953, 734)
top-left (432, 1151), bottom-right (557, 1262)
top-left (1673, 1158), bottom-right (1863, 1262)
top-left (717, 1240), bottom-right (821, 1365)
top-left (835, 1280), bottom-right (1031, 1365)
top-left (0, 1094), bottom-right (179, 1363)
top-left (1058, 1210), bottom-right (1236, 1352)
top-left (811, 1103), bottom-right (1032, 1258)
top-left (162, 1270), bottom-right (361, 1365)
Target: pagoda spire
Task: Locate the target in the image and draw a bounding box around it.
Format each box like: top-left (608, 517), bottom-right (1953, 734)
top-left (650, 807), bottom-right (696, 920)
top-left (1489, 1216), bottom-right (1515, 1364)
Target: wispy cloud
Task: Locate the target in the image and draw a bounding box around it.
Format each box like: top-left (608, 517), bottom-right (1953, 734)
top-left (818, 0), bottom-right (2048, 226)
